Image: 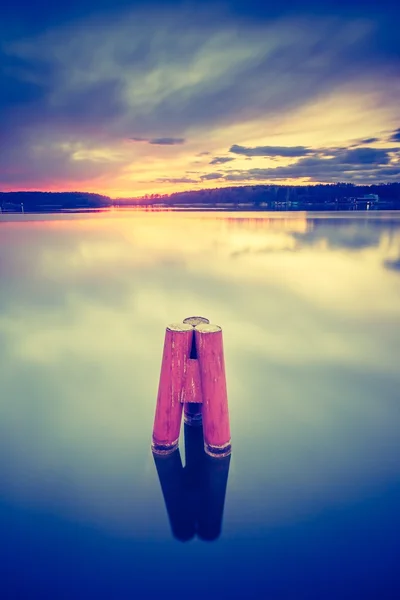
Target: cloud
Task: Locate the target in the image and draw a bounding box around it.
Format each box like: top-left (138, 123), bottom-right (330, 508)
top-left (200, 173), bottom-right (224, 180)
top-left (384, 258), bottom-right (400, 273)
top-left (1, 11), bottom-right (386, 142)
top-left (220, 145), bottom-right (400, 183)
top-left (149, 137), bottom-right (185, 145)
top-left (210, 156), bottom-right (236, 165)
top-left (389, 128), bottom-right (400, 142)
top-left (230, 144), bottom-right (312, 157)
top-left (359, 137), bottom-right (380, 144)
top-left (1, 3), bottom-right (400, 193)
top-left (156, 177), bottom-right (197, 184)
top-left (0, 132), bottom-right (130, 188)
top-left (131, 137), bottom-right (185, 145)
top-left (334, 147), bottom-right (393, 165)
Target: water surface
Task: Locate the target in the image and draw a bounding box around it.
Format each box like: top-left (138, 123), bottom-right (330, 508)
top-left (1, 211), bottom-right (400, 599)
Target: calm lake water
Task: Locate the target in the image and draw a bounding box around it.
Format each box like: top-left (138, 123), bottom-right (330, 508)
top-left (1, 211), bottom-right (400, 599)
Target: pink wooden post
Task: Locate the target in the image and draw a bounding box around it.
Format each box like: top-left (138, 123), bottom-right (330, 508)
top-left (195, 324), bottom-right (231, 457)
top-left (182, 358), bottom-right (203, 426)
top-left (183, 316), bottom-right (210, 327)
top-left (152, 323), bottom-right (193, 455)
top-left (182, 316), bottom-right (209, 426)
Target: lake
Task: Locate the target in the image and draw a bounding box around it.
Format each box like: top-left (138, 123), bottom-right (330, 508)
top-left (1, 210), bottom-right (400, 599)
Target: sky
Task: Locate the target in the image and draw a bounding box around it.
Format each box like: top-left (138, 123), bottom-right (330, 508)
top-left (1, 0), bottom-right (400, 198)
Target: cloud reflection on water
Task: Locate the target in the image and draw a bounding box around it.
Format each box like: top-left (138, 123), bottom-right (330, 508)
top-left (0, 211), bottom-right (400, 537)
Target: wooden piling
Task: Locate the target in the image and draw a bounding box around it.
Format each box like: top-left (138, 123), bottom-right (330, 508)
top-left (195, 324), bottom-right (231, 457)
top-left (152, 323), bottom-right (193, 455)
top-left (183, 316), bottom-right (210, 327)
top-left (182, 358), bottom-right (203, 426)
top-left (182, 316), bottom-right (209, 426)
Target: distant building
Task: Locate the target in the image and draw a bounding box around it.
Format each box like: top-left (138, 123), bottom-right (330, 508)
top-left (356, 194), bottom-right (379, 202)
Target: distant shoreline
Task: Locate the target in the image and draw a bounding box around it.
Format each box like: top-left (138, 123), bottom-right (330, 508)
top-left (2, 208), bottom-right (400, 220)
top-left (1, 184), bottom-right (400, 213)
top-left (2, 205), bottom-right (400, 214)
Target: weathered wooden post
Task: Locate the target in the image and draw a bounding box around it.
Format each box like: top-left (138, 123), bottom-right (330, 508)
top-left (182, 358), bottom-right (203, 426)
top-left (152, 323), bottom-right (193, 455)
top-left (152, 317), bottom-right (232, 540)
top-left (183, 316), bottom-right (210, 327)
top-left (182, 316), bottom-right (209, 426)
top-left (152, 317), bottom-right (231, 457)
top-left (195, 324), bottom-right (231, 457)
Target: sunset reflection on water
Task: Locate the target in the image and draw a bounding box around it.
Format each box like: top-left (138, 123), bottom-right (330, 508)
top-left (1, 211), bottom-right (399, 598)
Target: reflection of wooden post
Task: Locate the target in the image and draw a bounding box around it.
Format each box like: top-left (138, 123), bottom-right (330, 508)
top-left (153, 425), bottom-right (231, 541)
top-left (195, 324), bottom-right (231, 457)
top-left (198, 454), bottom-right (231, 541)
top-left (152, 324), bottom-right (193, 455)
top-left (153, 450), bottom-right (195, 542)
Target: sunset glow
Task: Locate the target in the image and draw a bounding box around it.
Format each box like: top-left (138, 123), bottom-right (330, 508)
top-left (2, 1), bottom-right (400, 198)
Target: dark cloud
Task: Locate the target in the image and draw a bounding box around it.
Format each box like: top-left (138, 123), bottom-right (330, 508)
top-left (131, 137), bottom-right (185, 145)
top-left (334, 147), bottom-right (393, 165)
top-left (389, 128), bottom-right (400, 142)
top-left (0, 55), bottom-right (48, 111)
top-left (210, 156), bottom-right (236, 165)
top-left (230, 144), bottom-right (312, 157)
top-left (384, 258), bottom-right (400, 272)
top-left (58, 79), bottom-right (126, 123)
top-left (1, 2), bottom-right (400, 189)
top-left (4, 0), bottom-right (400, 29)
top-left (200, 173), bottom-right (224, 180)
top-left (2, 11), bottom-right (393, 141)
top-left (219, 145), bottom-right (400, 183)
top-left (359, 137), bottom-right (380, 144)
top-left (149, 137), bottom-right (185, 145)
top-left (225, 165), bottom-right (400, 184)
top-left (217, 143), bottom-right (400, 184)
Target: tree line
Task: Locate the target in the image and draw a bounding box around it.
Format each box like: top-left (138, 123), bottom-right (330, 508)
top-left (1, 183), bottom-right (400, 212)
